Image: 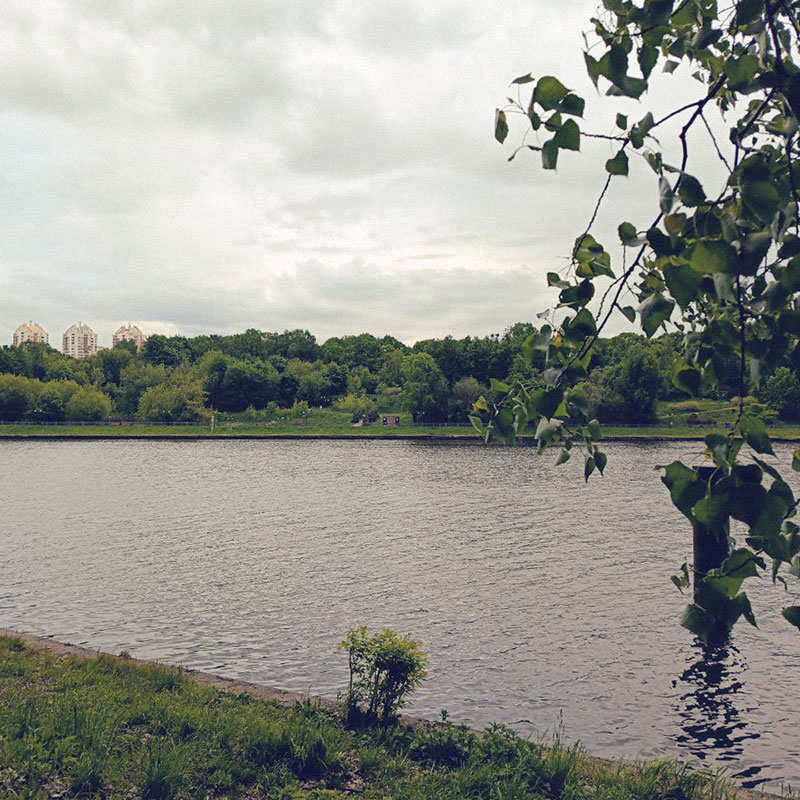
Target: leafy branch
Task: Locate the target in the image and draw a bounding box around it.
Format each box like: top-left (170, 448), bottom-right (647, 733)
top-left (483, 0), bottom-right (800, 641)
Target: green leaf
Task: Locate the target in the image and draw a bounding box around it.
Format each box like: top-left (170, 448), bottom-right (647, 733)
top-left (783, 606), bottom-right (800, 629)
top-left (553, 118), bottom-right (580, 151)
top-left (606, 150), bottom-right (629, 176)
top-left (663, 60), bottom-right (680, 74)
top-left (542, 138), bottom-right (559, 169)
top-left (728, 483), bottom-right (768, 526)
top-left (747, 492), bottom-right (787, 548)
top-left (630, 112), bottom-right (654, 148)
top-left (792, 448), bottom-right (800, 472)
top-left (678, 175), bottom-right (706, 206)
top-left (659, 177), bottom-right (674, 214)
top-left (741, 181), bottom-right (781, 224)
top-left (535, 417), bottom-right (563, 450)
top-left (786, 73), bottom-right (800, 121)
top-left (615, 113), bottom-right (627, 129)
top-left (559, 279), bottom-right (594, 309)
top-left (511, 73), bottom-right (535, 85)
top-left (584, 455), bottom-right (596, 481)
top-left (559, 93), bottom-right (585, 117)
top-left (620, 305), bottom-right (636, 322)
top-left (494, 110), bottom-right (509, 144)
top-left (689, 240), bottom-right (737, 274)
top-left (547, 271), bottom-right (570, 289)
top-left (539, 388), bottom-right (564, 419)
top-left (726, 54), bottom-right (759, 91)
top-left (587, 419), bottom-right (602, 442)
top-left (490, 378), bottom-right (510, 394)
top-left (672, 562), bottom-right (690, 593)
top-left (740, 415), bottom-right (775, 455)
top-left (659, 461), bottom-right (706, 521)
top-left (693, 493), bottom-right (730, 531)
top-left (672, 360), bottom-right (701, 395)
top-left (584, 52), bottom-right (602, 87)
top-left (712, 273), bottom-right (736, 303)
top-left (607, 75), bottom-right (648, 99)
top-left (533, 76), bottom-right (570, 110)
top-left (595, 449), bottom-right (607, 475)
top-left (638, 293), bottom-right (674, 337)
top-left (681, 604), bottom-right (717, 644)
top-left (738, 232), bottom-right (772, 276)
top-left (663, 263), bottom-right (701, 309)
top-left (555, 448), bottom-right (571, 465)
top-left (720, 548), bottom-right (761, 581)
top-left (735, 0), bottom-right (764, 24)
top-left (564, 307), bottom-right (597, 341)
top-left (618, 221), bottom-right (638, 244)
top-left (638, 44), bottom-right (658, 79)
top-left (704, 432), bottom-right (729, 465)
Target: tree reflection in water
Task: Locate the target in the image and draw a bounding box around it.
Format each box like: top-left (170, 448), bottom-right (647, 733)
top-left (673, 640), bottom-right (770, 789)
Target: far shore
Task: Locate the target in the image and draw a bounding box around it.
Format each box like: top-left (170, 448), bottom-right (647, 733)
top-left (1, 425), bottom-right (800, 443)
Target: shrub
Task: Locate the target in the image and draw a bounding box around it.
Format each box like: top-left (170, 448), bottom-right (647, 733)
top-left (65, 387), bottom-right (112, 421)
top-left (338, 627), bottom-right (427, 727)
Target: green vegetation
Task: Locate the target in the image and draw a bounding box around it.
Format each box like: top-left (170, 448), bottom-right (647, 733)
top-left (486, 0), bottom-right (800, 640)
top-left (0, 635), bottom-right (747, 800)
top-left (339, 627), bottom-right (428, 727)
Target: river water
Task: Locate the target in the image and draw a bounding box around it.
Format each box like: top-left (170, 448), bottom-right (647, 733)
top-left (1, 438), bottom-right (799, 789)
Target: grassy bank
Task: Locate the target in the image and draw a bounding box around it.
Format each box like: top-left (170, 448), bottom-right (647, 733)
top-left (0, 634), bottom-right (765, 800)
top-left (1, 400), bottom-right (799, 440)
top-left (1, 422), bottom-right (799, 441)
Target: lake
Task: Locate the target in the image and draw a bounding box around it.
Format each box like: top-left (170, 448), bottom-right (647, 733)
top-left (1, 438), bottom-right (799, 789)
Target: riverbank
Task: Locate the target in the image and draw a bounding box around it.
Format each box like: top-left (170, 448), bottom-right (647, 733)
top-left (1, 421), bottom-right (800, 442)
top-left (0, 630), bottom-right (778, 800)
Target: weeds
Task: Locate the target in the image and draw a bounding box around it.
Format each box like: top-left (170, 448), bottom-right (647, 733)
top-left (0, 634), bottom-right (754, 800)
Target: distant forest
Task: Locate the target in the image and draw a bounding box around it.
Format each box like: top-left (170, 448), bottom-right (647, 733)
top-left (1, 324), bottom-right (798, 424)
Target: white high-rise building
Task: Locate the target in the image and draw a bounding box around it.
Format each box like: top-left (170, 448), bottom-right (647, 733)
top-left (13, 321), bottom-right (49, 347)
top-left (112, 323), bottom-right (146, 351)
top-left (62, 322), bottom-right (98, 359)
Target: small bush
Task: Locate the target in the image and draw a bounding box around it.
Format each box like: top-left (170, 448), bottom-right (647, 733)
top-left (338, 627), bottom-right (427, 727)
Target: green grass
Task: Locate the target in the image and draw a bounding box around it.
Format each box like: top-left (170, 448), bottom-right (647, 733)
top-left (1, 399), bottom-right (799, 440)
top-left (0, 635), bottom-right (756, 799)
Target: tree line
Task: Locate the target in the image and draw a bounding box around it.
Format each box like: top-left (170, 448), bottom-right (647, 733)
top-left (0, 324), bottom-right (798, 424)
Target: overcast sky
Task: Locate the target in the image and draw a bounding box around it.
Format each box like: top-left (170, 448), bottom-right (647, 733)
top-left (1, 1), bottom-right (712, 348)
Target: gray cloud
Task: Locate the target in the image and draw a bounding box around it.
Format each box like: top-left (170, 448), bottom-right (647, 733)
top-left (0, 0), bottom-right (719, 351)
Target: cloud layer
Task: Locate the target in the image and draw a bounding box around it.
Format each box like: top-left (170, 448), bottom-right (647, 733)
top-left (0, 1), bottom-right (716, 347)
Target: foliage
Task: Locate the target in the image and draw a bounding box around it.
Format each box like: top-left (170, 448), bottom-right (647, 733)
top-left (64, 387), bottom-right (112, 421)
top-left (400, 352), bottom-right (449, 422)
top-left (334, 393), bottom-right (377, 423)
top-left (761, 366), bottom-right (800, 419)
top-left (0, 374), bottom-right (35, 421)
top-left (486, 0), bottom-right (800, 638)
top-left (338, 627), bottom-right (427, 726)
top-left (0, 635), bottom-right (735, 800)
top-left (116, 363), bottom-right (169, 417)
top-left (450, 376), bottom-right (486, 420)
top-left (26, 384), bottom-right (66, 422)
top-left (137, 376), bottom-right (209, 423)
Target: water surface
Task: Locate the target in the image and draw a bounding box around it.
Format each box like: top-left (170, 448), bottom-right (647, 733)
top-left (1, 439), bottom-right (798, 789)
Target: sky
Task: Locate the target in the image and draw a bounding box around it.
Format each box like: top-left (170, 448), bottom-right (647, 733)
top-left (1, 1), bottom-right (715, 348)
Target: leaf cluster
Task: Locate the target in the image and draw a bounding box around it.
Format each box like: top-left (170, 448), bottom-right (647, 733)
top-left (493, 0), bottom-right (800, 636)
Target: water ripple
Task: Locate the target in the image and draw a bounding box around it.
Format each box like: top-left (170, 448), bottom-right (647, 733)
top-left (0, 438), bottom-right (798, 788)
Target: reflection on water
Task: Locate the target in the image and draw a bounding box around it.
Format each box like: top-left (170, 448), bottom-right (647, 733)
top-left (0, 438), bottom-right (799, 788)
top-left (673, 642), bottom-right (765, 787)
